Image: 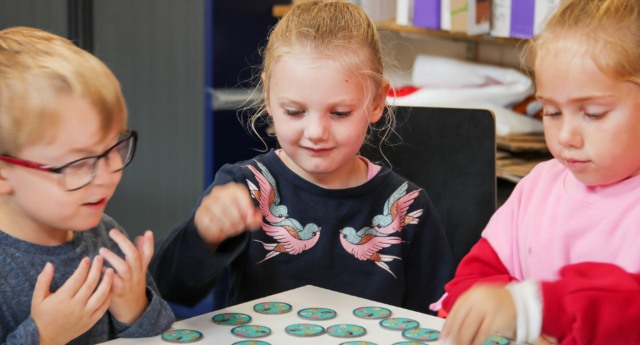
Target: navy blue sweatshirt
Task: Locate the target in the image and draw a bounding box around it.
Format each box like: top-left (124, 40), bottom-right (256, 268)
top-left (151, 150), bottom-right (453, 314)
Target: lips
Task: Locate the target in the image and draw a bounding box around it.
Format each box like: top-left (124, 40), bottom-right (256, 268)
top-left (302, 146), bottom-right (334, 155)
top-left (82, 198), bottom-right (107, 210)
top-left (564, 158), bottom-right (590, 170)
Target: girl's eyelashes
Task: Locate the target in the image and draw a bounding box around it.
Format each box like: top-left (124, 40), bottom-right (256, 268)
top-left (332, 111), bottom-right (353, 117)
top-left (585, 112), bottom-right (606, 119)
top-left (284, 109), bottom-right (304, 116)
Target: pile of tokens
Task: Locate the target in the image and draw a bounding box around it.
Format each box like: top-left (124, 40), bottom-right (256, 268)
top-left (160, 302), bottom-right (511, 345)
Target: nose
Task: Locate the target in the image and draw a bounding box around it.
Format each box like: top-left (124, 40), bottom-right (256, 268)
top-left (91, 156), bottom-right (120, 186)
top-left (556, 115), bottom-right (583, 149)
top-left (304, 113), bottom-right (330, 142)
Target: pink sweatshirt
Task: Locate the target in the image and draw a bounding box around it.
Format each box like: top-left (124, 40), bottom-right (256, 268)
top-left (444, 158), bottom-right (640, 344)
top-left (484, 158), bottom-right (640, 281)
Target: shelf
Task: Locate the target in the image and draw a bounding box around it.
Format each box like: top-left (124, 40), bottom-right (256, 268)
top-left (272, 5), bottom-right (526, 46)
top-left (376, 21), bottom-right (525, 46)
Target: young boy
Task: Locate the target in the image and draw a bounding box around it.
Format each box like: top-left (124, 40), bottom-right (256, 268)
top-left (0, 27), bottom-right (174, 344)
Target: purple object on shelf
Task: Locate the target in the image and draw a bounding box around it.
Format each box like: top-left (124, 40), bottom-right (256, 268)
top-left (413, 0), bottom-right (441, 30)
top-left (510, 0), bottom-right (535, 38)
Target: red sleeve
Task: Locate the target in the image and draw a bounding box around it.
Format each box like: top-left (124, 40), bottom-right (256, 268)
top-left (541, 262), bottom-right (640, 344)
top-left (442, 238), bottom-right (519, 312)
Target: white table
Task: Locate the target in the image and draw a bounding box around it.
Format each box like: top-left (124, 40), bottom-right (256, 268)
top-left (104, 285), bottom-right (446, 344)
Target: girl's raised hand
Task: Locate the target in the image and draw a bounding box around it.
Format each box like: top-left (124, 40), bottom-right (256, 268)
top-left (31, 257), bottom-right (114, 345)
top-left (99, 229), bottom-right (153, 324)
top-left (441, 285), bottom-right (517, 345)
top-left (194, 182), bottom-right (263, 249)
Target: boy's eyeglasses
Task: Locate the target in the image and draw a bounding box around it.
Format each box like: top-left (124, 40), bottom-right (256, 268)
top-left (0, 130), bottom-right (137, 191)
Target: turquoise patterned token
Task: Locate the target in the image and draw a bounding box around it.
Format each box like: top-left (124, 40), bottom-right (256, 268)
top-left (380, 318), bottom-right (420, 331)
top-left (285, 323), bottom-right (325, 337)
top-left (212, 313), bottom-right (252, 325)
top-left (340, 342), bottom-right (378, 345)
top-left (253, 302), bottom-right (292, 314)
top-left (402, 328), bottom-right (440, 342)
top-left (233, 342), bottom-right (271, 345)
top-left (161, 329), bottom-right (203, 343)
top-left (482, 334), bottom-right (510, 344)
top-left (327, 324), bottom-right (367, 338)
top-left (392, 342), bottom-right (426, 345)
top-left (231, 325), bottom-right (272, 338)
top-left (298, 307), bottom-right (337, 320)
top-left (353, 306), bottom-right (392, 319)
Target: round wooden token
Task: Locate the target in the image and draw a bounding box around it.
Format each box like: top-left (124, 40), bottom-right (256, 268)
top-left (482, 335), bottom-right (511, 344)
top-left (212, 313), bottom-right (252, 325)
top-left (353, 306), bottom-right (392, 319)
top-left (340, 342), bottom-right (378, 345)
top-left (284, 323), bottom-right (325, 337)
top-left (161, 329), bottom-right (203, 343)
top-left (379, 317), bottom-right (420, 331)
top-left (253, 302), bottom-right (292, 314)
top-left (231, 325), bottom-right (272, 339)
top-left (232, 342), bottom-right (271, 345)
top-left (402, 328), bottom-right (440, 342)
top-left (298, 307), bottom-right (337, 320)
top-left (326, 324), bottom-right (367, 338)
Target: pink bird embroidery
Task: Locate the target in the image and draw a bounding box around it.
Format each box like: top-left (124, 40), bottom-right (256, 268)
top-left (339, 227), bottom-right (402, 278)
top-left (246, 162), bottom-right (288, 223)
top-left (372, 182), bottom-right (423, 234)
top-left (255, 219), bottom-right (321, 263)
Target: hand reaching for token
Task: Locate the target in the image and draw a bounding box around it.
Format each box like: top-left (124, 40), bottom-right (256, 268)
top-left (31, 257), bottom-right (114, 345)
top-left (194, 182), bottom-right (263, 249)
top-left (441, 285), bottom-right (517, 345)
top-left (99, 229), bottom-right (153, 324)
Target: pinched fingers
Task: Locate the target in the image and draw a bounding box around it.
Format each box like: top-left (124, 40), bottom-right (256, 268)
top-left (87, 268), bottom-right (114, 320)
top-left (74, 256), bottom-right (105, 301)
top-left (99, 246), bottom-right (130, 284)
top-left (108, 229), bottom-right (142, 272)
top-left (57, 257), bottom-right (91, 298)
top-left (134, 230), bottom-right (154, 269)
top-left (33, 262), bottom-right (54, 304)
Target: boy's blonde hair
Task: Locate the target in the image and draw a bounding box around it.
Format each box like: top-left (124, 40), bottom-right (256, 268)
top-left (526, 0), bottom-right (640, 85)
top-left (250, 0), bottom-right (392, 141)
top-left (0, 27), bottom-right (127, 155)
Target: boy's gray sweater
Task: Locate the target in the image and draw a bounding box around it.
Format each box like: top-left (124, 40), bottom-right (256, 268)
top-left (0, 215), bottom-right (175, 345)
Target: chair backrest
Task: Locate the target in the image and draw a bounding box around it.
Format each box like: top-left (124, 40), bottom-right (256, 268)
top-left (361, 106), bottom-right (496, 268)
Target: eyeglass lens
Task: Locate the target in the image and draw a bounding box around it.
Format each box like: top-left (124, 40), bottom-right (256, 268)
top-left (63, 136), bottom-right (134, 191)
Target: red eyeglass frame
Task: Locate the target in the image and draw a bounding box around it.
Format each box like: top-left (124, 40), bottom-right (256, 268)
top-left (0, 130), bottom-right (137, 175)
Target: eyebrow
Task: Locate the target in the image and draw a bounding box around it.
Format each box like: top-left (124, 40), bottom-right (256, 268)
top-left (536, 94), bottom-right (615, 103)
top-left (277, 97), bottom-right (362, 106)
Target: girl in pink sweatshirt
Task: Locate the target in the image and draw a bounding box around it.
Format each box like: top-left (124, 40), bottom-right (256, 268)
top-left (440, 0), bottom-right (640, 344)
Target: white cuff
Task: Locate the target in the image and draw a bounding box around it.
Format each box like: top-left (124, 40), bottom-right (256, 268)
top-left (505, 280), bottom-right (543, 344)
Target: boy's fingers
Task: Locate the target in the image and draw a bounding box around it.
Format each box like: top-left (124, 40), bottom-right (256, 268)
top-left (87, 268), bottom-right (114, 312)
top-left (137, 230), bottom-right (154, 268)
top-left (109, 229), bottom-right (142, 271)
top-left (99, 247), bottom-right (130, 280)
top-left (74, 256), bottom-right (104, 301)
top-left (33, 262), bottom-right (54, 303)
top-left (59, 257), bottom-right (91, 297)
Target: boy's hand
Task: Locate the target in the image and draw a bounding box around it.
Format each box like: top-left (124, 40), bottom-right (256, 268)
top-left (99, 229), bottom-right (153, 324)
top-left (32, 257), bottom-right (114, 345)
top-left (441, 285), bottom-right (517, 345)
top-left (194, 182), bottom-right (263, 248)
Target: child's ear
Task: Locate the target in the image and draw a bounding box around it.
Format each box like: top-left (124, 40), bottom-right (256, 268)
top-left (261, 72), bottom-right (272, 117)
top-left (0, 165), bottom-right (13, 195)
top-left (370, 79), bottom-right (391, 124)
